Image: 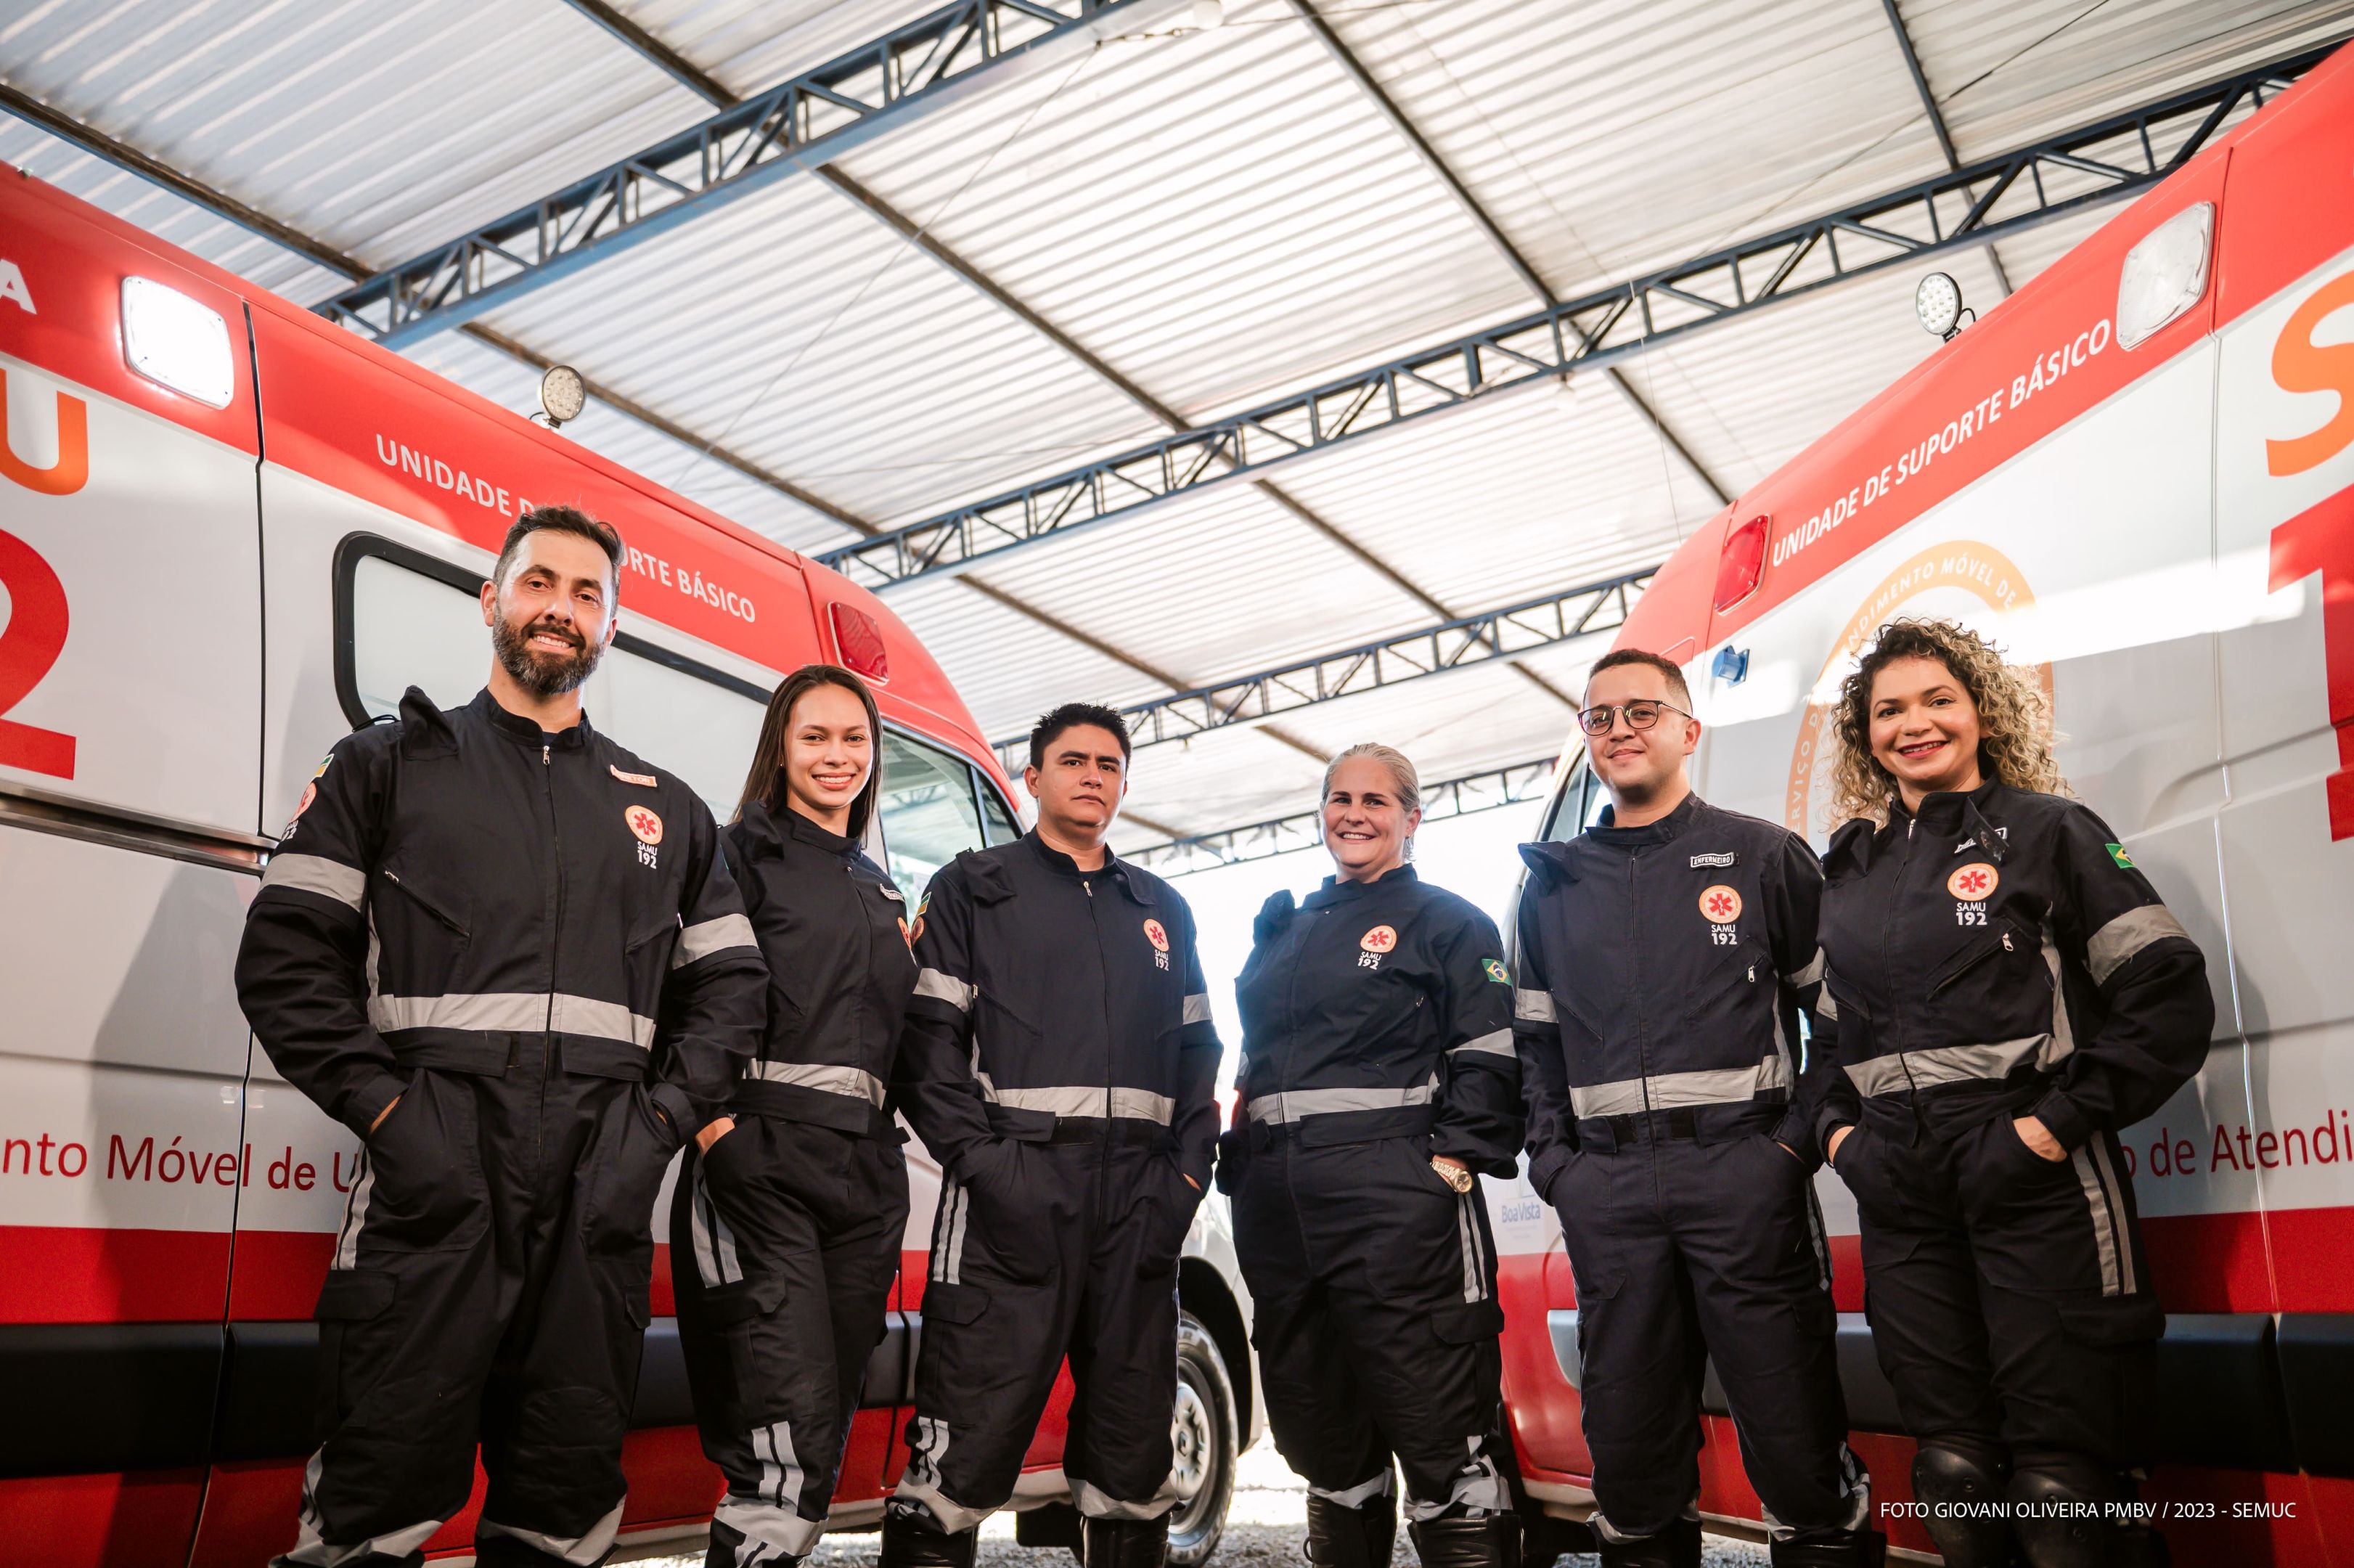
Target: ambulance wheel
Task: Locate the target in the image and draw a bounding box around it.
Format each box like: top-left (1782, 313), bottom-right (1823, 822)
top-left (1168, 1311), bottom-right (1237, 1567)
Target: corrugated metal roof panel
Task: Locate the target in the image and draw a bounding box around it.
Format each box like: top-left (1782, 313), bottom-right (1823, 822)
top-left (835, 0), bottom-right (1535, 422)
top-left (466, 168), bottom-right (1161, 529)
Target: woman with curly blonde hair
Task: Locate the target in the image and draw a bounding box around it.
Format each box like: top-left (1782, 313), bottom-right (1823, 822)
top-left (1807, 617), bottom-right (2212, 1568)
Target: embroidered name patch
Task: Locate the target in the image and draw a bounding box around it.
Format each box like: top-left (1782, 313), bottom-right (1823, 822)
top-left (1689, 852), bottom-right (1737, 869)
top-left (610, 764), bottom-right (658, 787)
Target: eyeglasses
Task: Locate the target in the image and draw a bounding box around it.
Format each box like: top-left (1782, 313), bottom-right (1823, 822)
top-left (1576, 699), bottom-right (1690, 736)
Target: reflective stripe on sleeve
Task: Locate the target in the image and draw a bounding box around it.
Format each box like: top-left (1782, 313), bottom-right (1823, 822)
top-left (261, 854), bottom-right (366, 911)
top-left (746, 1060), bottom-right (886, 1107)
top-left (367, 992), bottom-right (656, 1049)
top-left (1567, 1054), bottom-right (1791, 1118)
top-left (1182, 992), bottom-right (1213, 1025)
top-left (1842, 1034), bottom-right (2057, 1098)
top-left (673, 913), bottom-right (756, 968)
top-left (984, 1085), bottom-right (1174, 1124)
top-left (914, 968), bottom-right (976, 1010)
top-left (1448, 1028), bottom-right (1516, 1058)
top-left (1247, 1080), bottom-right (1437, 1124)
top-left (1514, 989), bottom-right (1556, 1023)
top-left (2085, 905), bottom-right (2191, 987)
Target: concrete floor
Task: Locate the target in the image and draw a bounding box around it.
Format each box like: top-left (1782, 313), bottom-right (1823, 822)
top-left (636, 1440), bottom-right (1771, 1567)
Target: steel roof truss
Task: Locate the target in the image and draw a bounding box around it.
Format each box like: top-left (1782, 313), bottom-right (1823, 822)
top-left (817, 42), bottom-right (2330, 591)
top-left (1127, 756), bottom-right (1559, 875)
top-left (316, 0), bottom-right (1169, 346)
top-left (989, 568), bottom-right (1653, 770)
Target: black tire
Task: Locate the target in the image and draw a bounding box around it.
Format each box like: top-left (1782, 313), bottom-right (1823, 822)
top-left (1167, 1310), bottom-right (1237, 1567)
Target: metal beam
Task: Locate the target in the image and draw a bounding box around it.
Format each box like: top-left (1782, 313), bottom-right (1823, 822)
top-left (1285, 0), bottom-right (1733, 510)
top-left (991, 567), bottom-right (1653, 771)
top-left (1879, 0), bottom-right (2013, 297)
top-left (557, 0), bottom-right (736, 108)
top-left (1126, 756), bottom-right (1558, 875)
top-left (316, 0), bottom-right (1180, 347)
top-left (0, 79), bottom-right (1307, 761)
top-left (817, 42), bottom-right (2327, 591)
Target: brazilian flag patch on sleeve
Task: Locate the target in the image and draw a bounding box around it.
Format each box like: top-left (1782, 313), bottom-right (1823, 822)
top-left (1482, 958), bottom-right (1511, 985)
top-left (2106, 842), bottom-right (2136, 870)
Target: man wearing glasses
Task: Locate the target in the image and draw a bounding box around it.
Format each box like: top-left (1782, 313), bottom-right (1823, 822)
top-left (1511, 650), bottom-right (1876, 1568)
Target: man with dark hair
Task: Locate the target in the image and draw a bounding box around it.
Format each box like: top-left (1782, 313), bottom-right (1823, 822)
top-left (237, 507), bottom-right (767, 1567)
top-left (883, 703), bottom-right (1221, 1568)
top-left (1511, 652), bottom-right (1876, 1568)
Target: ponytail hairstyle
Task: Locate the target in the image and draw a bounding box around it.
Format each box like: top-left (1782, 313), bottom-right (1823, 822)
top-left (1828, 617), bottom-right (2067, 828)
top-left (1321, 742), bottom-right (1423, 860)
top-left (737, 663), bottom-right (885, 839)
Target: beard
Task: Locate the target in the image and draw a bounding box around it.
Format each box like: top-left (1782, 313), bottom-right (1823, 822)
top-left (493, 610), bottom-right (605, 697)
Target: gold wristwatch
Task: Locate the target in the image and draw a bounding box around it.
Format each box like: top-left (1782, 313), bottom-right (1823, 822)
top-left (1432, 1157), bottom-right (1476, 1194)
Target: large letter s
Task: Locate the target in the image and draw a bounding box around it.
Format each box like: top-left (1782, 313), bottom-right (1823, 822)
top-left (2269, 271), bottom-right (2354, 477)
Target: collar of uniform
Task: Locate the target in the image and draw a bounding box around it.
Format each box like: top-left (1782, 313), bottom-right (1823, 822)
top-left (1023, 828), bottom-right (1154, 905)
top-left (735, 799), bottom-right (854, 860)
top-left (1304, 863), bottom-right (1418, 910)
top-left (1894, 775), bottom-right (2004, 832)
top-left (1587, 790), bottom-right (1702, 849)
top-left (471, 687), bottom-right (594, 750)
top-left (778, 804), bottom-right (856, 857)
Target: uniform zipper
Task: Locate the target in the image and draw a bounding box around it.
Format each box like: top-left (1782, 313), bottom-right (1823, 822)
top-left (542, 744), bottom-right (563, 1067)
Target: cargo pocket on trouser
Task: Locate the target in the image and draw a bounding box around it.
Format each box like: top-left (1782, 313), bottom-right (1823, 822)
top-left (2053, 1291), bottom-right (2164, 1464)
top-left (309, 1267), bottom-right (479, 1542)
top-left (1139, 1155), bottom-right (1201, 1278)
top-left (703, 1273), bottom-right (794, 1429)
top-left (353, 1070), bottom-right (490, 1254)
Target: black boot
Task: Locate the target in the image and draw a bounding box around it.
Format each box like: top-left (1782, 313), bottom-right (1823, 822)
top-left (1082, 1514), bottom-right (1170, 1568)
top-left (881, 1504), bottom-right (978, 1568)
top-left (2009, 1458), bottom-right (2128, 1568)
top-left (1595, 1516), bottom-right (1701, 1568)
top-left (1913, 1442), bottom-right (2012, 1568)
top-left (1768, 1529), bottom-right (1888, 1567)
top-left (1405, 1511), bottom-right (1520, 1568)
top-left (1306, 1492), bottom-right (1397, 1568)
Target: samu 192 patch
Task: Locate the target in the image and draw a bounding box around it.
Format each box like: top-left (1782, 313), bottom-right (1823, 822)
top-left (2106, 842), bottom-right (2136, 870)
top-left (1482, 958), bottom-right (1511, 986)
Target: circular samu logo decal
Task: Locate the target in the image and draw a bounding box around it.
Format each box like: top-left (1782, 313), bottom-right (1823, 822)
top-left (1143, 918), bottom-right (1170, 952)
top-left (1360, 924), bottom-right (1399, 954)
top-left (1699, 885), bottom-right (1743, 924)
top-left (1948, 862), bottom-right (1999, 901)
top-left (625, 805), bottom-right (664, 845)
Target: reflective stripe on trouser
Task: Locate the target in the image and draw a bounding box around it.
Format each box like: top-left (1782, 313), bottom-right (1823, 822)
top-left (894, 1141), bottom-right (1194, 1533)
top-left (1548, 1131), bottom-right (1867, 1543)
top-left (1234, 1134), bottom-right (1511, 1522)
top-left (1842, 1114), bottom-right (2161, 1466)
top-left (275, 1056), bottom-right (674, 1568)
top-left (671, 1118), bottom-right (910, 1566)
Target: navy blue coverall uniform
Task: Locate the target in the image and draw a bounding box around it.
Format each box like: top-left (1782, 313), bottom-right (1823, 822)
top-left (673, 801), bottom-right (917, 1567)
top-left (886, 831), bottom-right (1222, 1540)
top-left (236, 687), bottom-right (765, 1568)
top-left (1223, 866), bottom-right (1522, 1559)
top-left (1513, 795), bottom-right (1870, 1563)
top-left (1813, 780), bottom-right (2210, 1567)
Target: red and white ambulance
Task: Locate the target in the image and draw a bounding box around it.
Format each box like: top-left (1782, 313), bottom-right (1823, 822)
top-left (0, 164), bottom-right (1255, 1565)
top-left (1491, 37), bottom-right (2354, 1567)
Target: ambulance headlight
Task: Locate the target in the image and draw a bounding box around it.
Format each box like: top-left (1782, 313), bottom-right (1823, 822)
top-left (2116, 202), bottom-right (2213, 351)
top-left (121, 276), bottom-right (235, 408)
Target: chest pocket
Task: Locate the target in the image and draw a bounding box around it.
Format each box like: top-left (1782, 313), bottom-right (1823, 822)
top-left (1923, 918), bottom-right (2052, 1044)
top-left (1681, 935), bottom-right (1773, 1030)
top-left (373, 862), bottom-right (473, 990)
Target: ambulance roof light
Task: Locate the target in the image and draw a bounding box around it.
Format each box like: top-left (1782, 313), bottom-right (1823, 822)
top-left (1713, 515), bottom-right (1769, 615)
top-left (2117, 202), bottom-right (2214, 350)
top-left (121, 276), bottom-right (234, 408)
top-left (830, 601), bottom-right (891, 684)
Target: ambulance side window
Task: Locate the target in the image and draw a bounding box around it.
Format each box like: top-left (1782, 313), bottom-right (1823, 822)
top-left (338, 536), bottom-right (767, 818)
top-left (1540, 759), bottom-right (1609, 841)
top-left (976, 769), bottom-right (1020, 846)
top-left (877, 729), bottom-right (992, 904)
